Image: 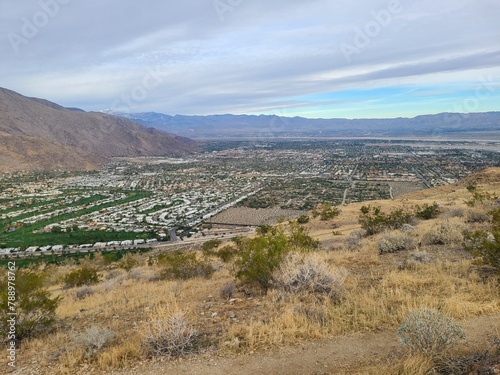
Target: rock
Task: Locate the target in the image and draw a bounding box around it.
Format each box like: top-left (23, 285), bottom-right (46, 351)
top-left (211, 312), bottom-right (217, 318)
top-left (228, 311), bottom-right (236, 319)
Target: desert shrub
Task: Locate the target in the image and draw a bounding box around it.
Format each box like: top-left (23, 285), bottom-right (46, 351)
top-left (359, 205), bottom-right (414, 235)
top-left (400, 251), bottom-right (431, 270)
top-left (287, 222), bottom-right (320, 250)
top-left (464, 210), bottom-right (500, 273)
top-left (215, 245), bottom-right (237, 263)
top-left (157, 251), bottom-right (215, 281)
top-left (220, 283), bottom-right (235, 300)
top-left (444, 207), bottom-right (465, 219)
top-left (344, 230), bottom-right (365, 251)
top-left (141, 310), bottom-right (197, 358)
top-left (465, 208), bottom-right (490, 223)
top-left (202, 239), bottom-right (222, 254)
top-left (297, 215), bottom-right (310, 224)
top-left (234, 225), bottom-right (318, 292)
top-left (378, 232), bottom-right (417, 254)
top-left (397, 308), bottom-right (465, 356)
top-left (272, 253), bottom-right (347, 301)
top-left (128, 268), bottom-right (145, 280)
top-left (401, 223), bottom-right (415, 232)
top-left (414, 202), bottom-right (440, 220)
top-left (422, 221), bottom-right (465, 246)
top-left (63, 266), bottom-right (100, 288)
top-left (118, 254), bottom-right (140, 271)
top-left (105, 269), bottom-right (125, 280)
top-left (75, 286), bottom-right (95, 300)
top-left (312, 203), bottom-right (340, 221)
top-left (465, 185), bottom-right (498, 207)
top-left (0, 269), bottom-right (62, 341)
top-left (74, 326), bottom-right (114, 357)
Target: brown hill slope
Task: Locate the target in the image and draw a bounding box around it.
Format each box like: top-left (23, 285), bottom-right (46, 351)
top-left (0, 88), bottom-right (197, 172)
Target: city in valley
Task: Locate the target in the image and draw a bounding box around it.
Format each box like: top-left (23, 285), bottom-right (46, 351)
top-left (1, 139), bottom-right (498, 257)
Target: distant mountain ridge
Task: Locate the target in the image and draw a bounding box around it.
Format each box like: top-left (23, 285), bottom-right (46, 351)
top-left (107, 111), bottom-right (500, 139)
top-left (0, 88), bottom-right (197, 172)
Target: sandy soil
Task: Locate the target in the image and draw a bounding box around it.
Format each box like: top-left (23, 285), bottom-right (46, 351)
top-left (108, 313), bottom-right (500, 375)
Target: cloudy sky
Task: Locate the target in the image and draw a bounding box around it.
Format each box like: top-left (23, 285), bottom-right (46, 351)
top-left (1, 0), bottom-right (499, 118)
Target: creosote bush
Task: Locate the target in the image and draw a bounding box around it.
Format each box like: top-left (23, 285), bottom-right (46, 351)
top-left (63, 266), bottom-right (101, 288)
top-left (157, 251), bottom-right (215, 280)
top-left (141, 310), bottom-right (197, 358)
top-left (234, 223), bottom-right (319, 292)
top-left (359, 205), bottom-right (414, 235)
top-left (397, 308), bottom-right (466, 356)
top-left (378, 232), bottom-right (417, 254)
top-left (414, 202), bottom-right (440, 220)
top-left (464, 208), bottom-right (500, 273)
top-left (312, 203), bottom-right (341, 221)
top-left (0, 269), bottom-right (61, 341)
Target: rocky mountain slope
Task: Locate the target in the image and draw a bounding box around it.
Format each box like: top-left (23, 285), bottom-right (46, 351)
top-left (0, 88), bottom-right (197, 172)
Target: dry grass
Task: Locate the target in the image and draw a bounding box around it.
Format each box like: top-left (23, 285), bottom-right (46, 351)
top-left (7, 176), bottom-right (500, 374)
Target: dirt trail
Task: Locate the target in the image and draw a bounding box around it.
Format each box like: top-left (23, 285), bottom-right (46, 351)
top-left (112, 313), bottom-right (499, 375)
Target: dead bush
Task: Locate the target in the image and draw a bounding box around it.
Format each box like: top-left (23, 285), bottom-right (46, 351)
top-left (378, 232), bottom-right (417, 254)
top-left (465, 208), bottom-right (490, 223)
top-left (220, 283), bottom-right (235, 300)
top-left (272, 253), bottom-right (347, 301)
top-left (74, 326), bottom-right (115, 358)
top-left (422, 221), bottom-right (465, 246)
top-left (344, 230), bottom-right (365, 251)
top-left (75, 285), bottom-right (95, 300)
top-left (141, 310), bottom-right (197, 358)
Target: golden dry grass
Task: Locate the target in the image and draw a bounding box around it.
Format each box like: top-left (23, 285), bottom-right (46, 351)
top-left (5, 172), bottom-right (500, 374)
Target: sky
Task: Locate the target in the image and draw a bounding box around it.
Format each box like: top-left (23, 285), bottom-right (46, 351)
top-left (1, 0), bottom-right (499, 119)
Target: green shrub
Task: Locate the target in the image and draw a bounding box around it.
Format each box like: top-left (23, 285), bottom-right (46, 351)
top-left (313, 203), bottom-right (340, 221)
top-left (464, 208), bottom-right (500, 273)
top-left (0, 269), bottom-right (62, 340)
top-left (359, 205), bottom-right (414, 235)
top-left (378, 232), bottom-right (417, 254)
top-left (414, 202), bottom-right (440, 220)
top-left (63, 266), bottom-right (101, 288)
top-left (397, 308), bottom-right (465, 356)
top-left (202, 239), bottom-right (222, 254)
top-left (297, 215), bottom-right (310, 224)
top-left (118, 253), bottom-right (140, 271)
top-left (234, 224), bottom-right (318, 292)
top-left (157, 251), bottom-right (214, 280)
top-left (215, 245), bottom-right (237, 263)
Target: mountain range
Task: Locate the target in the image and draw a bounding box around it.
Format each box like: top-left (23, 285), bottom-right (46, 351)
top-left (0, 88), bottom-right (197, 172)
top-left (109, 111), bottom-right (500, 140)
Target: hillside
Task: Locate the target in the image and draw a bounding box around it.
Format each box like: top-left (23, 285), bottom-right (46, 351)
top-left (3, 168), bottom-right (499, 374)
top-left (109, 111), bottom-right (500, 140)
top-left (0, 88), bottom-right (198, 172)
